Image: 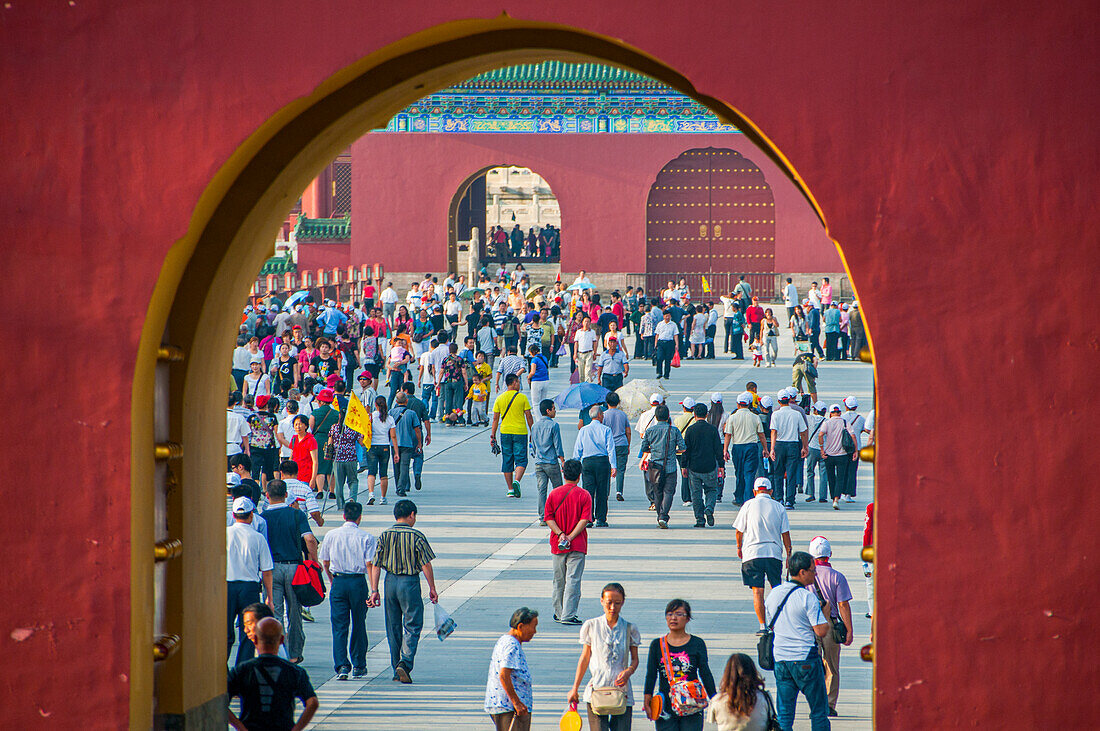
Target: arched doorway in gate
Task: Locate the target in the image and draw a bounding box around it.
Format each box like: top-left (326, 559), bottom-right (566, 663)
top-left (645, 147), bottom-right (776, 298)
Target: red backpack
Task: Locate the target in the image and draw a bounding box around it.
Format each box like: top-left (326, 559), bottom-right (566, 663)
top-left (291, 559), bottom-right (326, 607)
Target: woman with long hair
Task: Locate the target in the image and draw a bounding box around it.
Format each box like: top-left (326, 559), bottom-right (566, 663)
top-left (393, 304), bottom-right (414, 339)
top-left (762, 309), bottom-right (780, 367)
top-left (364, 395), bottom-right (394, 505)
top-left (705, 653), bottom-right (771, 731)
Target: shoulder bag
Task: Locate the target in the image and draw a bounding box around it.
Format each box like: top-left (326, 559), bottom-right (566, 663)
top-left (840, 423), bottom-right (857, 454)
top-left (757, 584), bottom-right (803, 671)
top-left (589, 685), bottom-right (627, 716)
top-left (813, 580), bottom-right (849, 644)
top-left (660, 636), bottom-right (708, 716)
top-left (317, 408), bottom-right (338, 460)
top-left (490, 392), bottom-right (519, 455)
top-left (761, 689), bottom-right (782, 731)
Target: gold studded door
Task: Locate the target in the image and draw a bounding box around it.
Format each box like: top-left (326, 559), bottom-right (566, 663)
top-left (646, 148), bottom-right (775, 285)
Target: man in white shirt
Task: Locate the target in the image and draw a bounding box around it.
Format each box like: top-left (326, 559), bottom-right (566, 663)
top-left (783, 277), bottom-right (799, 320)
top-left (808, 281), bottom-right (822, 310)
top-left (733, 477), bottom-right (792, 628)
top-left (571, 270), bottom-right (592, 286)
top-left (764, 551), bottom-right (830, 729)
top-left (380, 282), bottom-right (399, 325)
top-left (319, 500), bottom-right (378, 680)
top-left (653, 310), bottom-right (680, 380)
top-left (227, 392), bottom-right (252, 470)
top-left (227, 497), bottom-right (274, 664)
top-left (573, 317), bottom-right (598, 384)
top-left (723, 391), bottom-right (769, 505)
top-left (769, 392), bottom-right (809, 509)
top-left (840, 396), bottom-right (866, 503)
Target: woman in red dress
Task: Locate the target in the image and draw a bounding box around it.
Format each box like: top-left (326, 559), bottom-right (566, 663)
top-left (287, 414), bottom-right (318, 489)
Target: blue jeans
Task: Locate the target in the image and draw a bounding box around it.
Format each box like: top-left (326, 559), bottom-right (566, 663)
top-left (774, 646), bottom-right (831, 730)
top-left (384, 572), bottom-right (423, 672)
top-left (421, 384), bottom-right (438, 419)
top-left (730, 442), bottom-right (759, 504)
top-left (330, 574), bottom-right (368, 672)
top-left (805, 448), bottom-right (827, 499)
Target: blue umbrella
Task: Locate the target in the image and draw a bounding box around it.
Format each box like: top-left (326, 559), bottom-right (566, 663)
top-left (567, 281), bottom-right (595, 291)
top-left (283, 290), bottom-right (311, 309)
top-left (554, 382), bottom-right (610, 410)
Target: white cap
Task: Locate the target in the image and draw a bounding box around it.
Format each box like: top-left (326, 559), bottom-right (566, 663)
top-left (814, 400), bottom-right (827, 413)
top-left (710, 392), bottom-right (723, 403)
top-left (231, 496), bottom-right (255, 515)
top-left (753, 477), bottom-right (773, 492)
top-left (736, 391), bottom-right (753, 405)
top-left (830, 403), bottom-right (842, 413)
top-left (851, 300), bottom-right (859, 308)
top-left (649, 392), bottom-right (665, 404)
top-left (844, 396), bottom-right (859, 409)
top-left (760, 396), bottom-right (774, 408)
top-left (226, 472), bottom-right (241, 486)
top-left (681, 397), bottom-right (696, 409)
top-left (809, 536), bottom-right (832, 558)
top-left (777, 390), bottom-right (791, 402)
top-left (787, 387), bottom-right (800, 400)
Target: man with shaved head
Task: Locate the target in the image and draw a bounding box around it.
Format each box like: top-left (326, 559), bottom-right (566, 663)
top-left (228, 617), bottom-right (319, 730)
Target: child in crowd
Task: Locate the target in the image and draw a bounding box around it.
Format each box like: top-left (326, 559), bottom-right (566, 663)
top-left (467, 373), bottom-right (490, 426)
top-left (751, 337), bottom-right (764, 367)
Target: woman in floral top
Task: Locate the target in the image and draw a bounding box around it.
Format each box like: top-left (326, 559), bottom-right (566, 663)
top-left (437, 342), bottom-right (469, 425)
top-left (485, 607), bottom-right (539, 731)
top-left (329, 405), bottom-right (363, 510)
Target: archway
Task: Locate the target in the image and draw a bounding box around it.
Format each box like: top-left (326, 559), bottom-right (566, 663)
top-left (448, 165), bottom-right (562, 275)
top-left (645, 147), bottom-right (776, 298)
top-left (134, 19), bottom-right (854, 725)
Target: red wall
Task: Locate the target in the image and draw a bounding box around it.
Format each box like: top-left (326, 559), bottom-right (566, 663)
top-left (2, 1), bottom-right (1097, 727)
top-left (351, 133), bottom-right (837, 274)
top-left (296, 241), bottom-right (351, 272)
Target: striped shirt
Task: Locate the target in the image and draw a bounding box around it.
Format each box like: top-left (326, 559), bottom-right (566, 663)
top-left (283, 478), bottom-right (320, 517)
top-left (374, 523), bottom-right (436, 576)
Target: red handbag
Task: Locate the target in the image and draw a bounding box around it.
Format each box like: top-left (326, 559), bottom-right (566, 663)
top-left (291, 559), bottom-right (327, 606)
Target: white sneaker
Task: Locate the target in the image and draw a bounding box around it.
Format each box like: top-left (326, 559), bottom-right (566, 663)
top-left (844, 495), bottom-right (855, 503)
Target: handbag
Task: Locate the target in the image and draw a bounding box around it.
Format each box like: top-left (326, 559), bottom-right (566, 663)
top-left (761, 689), bottom-right (782, 731)
top-left (757, 584), bottom-right (802, 671)
top-left (589, 686), bottom-right (627, 716)
top-left (291, 559), bottom-right (326, 607)
top-left (813, 581), bottom-right (848, 644)
top-left (659, 636), bottom-right (708, 716)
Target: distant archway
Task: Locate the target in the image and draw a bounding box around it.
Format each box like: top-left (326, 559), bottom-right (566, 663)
top-left (645, 146), bottom-right (776, 296)
top-left (448, 165), bottom-right (561, 275)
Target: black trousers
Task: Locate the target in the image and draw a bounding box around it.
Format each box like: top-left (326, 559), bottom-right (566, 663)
top-left (654, 340), bottom-right (675, 378)
top-left (825, 454), bottom-right (851, 499)
top-left (773, 441), bottom-right (802, 504)
top-left (227, 580), bottom-right (261, 664)
top-left (581, 455), bottom-right (612, 522)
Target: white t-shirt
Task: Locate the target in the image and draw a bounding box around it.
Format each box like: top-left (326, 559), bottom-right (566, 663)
top-left (864, 409), bottom-right (875, 434)
top-left (655, 320), bottom-right (680, 341)
top-left (418, 351), bottom-right (435, 385)
top-left (578, 618), bottom-right (642, 705)
top-left (765, 582), bottom-right (826, 661)
top-left (243, 372), bottom-right (271, 398)
top-left (732, 495), bottom-right (790, 561)
top-left (277, 415), bottom-right (296, 457)
top-left (808, 289), bottom-right (822, 309)
top-left (574, 329), bottom-right (597, 353)
top-left (427, 344), bottom-right (449, 381)
top-left (784, 283), bottom-right (798, 307)
top-left (444, 300), bottom-right (462, 317)
top-left (380, 287), bottom-right (399, 304)
top-left (226, 411), bottom-right (251, 456)
top-left (843, 411), bottom-right (866, 449)
top-left (371, 411), bottom-right (395, 446)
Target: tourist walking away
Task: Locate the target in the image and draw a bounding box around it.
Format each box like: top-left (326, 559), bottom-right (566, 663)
top-left (530, 399), bottom-right (565, 525)
top-left (769, 391), bottom-right (808, 509)
top-left (840, 396), bottom-right (865, 502)
top-left (635, 393), bottom-right (665, 510)
top-left (642, 599), bottom-right (717, 730)
top-left (705, 653), bottom-right (773, 731)
top-left (817, 405), bottom-right (857, 510)
top-left (388, 392), bottom-right (423, 498)
top-left (262, 479), bottom-right (319, 664)
top-left (484, 607), bottom-right (539, 731)
top-left (807, 537), bottom-right (854, 717)
top-left (227, 618), bottom-right (319, 731)
top-left (364, 395), bottom-right (395, 505)
top-left (603, 392), bottom-right (632, 503)
top-left (490, 373), bottom-right (534, 498)
top-left (568, 582), bottom-right (642, 731)
top-left (723, 392), bottom-right (768, 506)
top-left (765, 552), bottom-right (831, 730)
top-left (639, 404), bottom-right (687, 529)
top-left (682, 403), bottom-right (724, 527)
top-left (368, 499), bottom-right (439, 684)
top-left (527, 344), bottom-right (551, 419)
top-left (573, 405), bottom-right (618, 527)
top-left (545, 459), bottom-right (592, 624)
top-left (226, 497), bottom-right (274, 666)
top-left (318, 501), bottom-right (377, 681)
top-left (733, 477), bottom-right (792, 630)
top-left (400, 382), bottom-right (432, 492)
top-left (803, 402), bottom-right (829, 503)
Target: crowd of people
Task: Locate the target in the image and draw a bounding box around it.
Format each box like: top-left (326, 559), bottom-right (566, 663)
top-left (224, 271), bottom-right (873, 731)
top-left (486, 223), bottom-right (561, 261)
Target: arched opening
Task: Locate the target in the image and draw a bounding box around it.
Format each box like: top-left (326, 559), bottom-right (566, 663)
top-left (448, 165), bottom-right (562, 276)
top-left (134, 18), bottom-right (864, 725)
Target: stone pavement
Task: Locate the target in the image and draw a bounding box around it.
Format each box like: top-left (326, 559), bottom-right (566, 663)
top-left (272, 330), bottom-right (874, 730)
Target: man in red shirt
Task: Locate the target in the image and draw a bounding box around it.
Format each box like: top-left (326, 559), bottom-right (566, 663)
top-left (745, 296), bottom-right (765, 343)
top-left (544, 459), bottom-right (592, 625)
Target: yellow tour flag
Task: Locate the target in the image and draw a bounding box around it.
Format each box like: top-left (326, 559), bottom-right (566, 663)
top-left (701, 275), bottom-right (711, 293)
top-left (343, 391), bottom-right (372, 441)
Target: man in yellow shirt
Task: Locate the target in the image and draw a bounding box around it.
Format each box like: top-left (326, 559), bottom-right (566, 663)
top-left (489, 373), bottom-right (534, 498)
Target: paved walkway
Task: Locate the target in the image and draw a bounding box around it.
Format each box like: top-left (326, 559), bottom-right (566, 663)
top-left (281, 331), bottom-right (873, 730)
